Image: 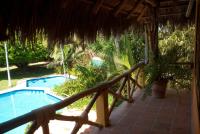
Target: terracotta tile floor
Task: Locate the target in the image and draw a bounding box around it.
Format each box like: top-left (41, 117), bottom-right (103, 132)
top-left (82, 89), bottom-right (191, 134)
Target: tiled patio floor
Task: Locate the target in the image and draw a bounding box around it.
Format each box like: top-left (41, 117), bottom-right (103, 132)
top-left (83, 89), bottom-right (191, 134)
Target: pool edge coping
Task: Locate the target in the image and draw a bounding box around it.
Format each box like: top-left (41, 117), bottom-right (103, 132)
top-left (16, 74), bottom-right (76, 88)
top-left (0, 74), bottom-right (77, 102)
top-left (0, 87), bottom-right (64, 101)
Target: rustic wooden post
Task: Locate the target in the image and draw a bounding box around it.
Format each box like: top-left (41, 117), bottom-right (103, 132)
top-left (148, 3), bottom-right (159, 60)
top-left (137, 68), bottom-right (145, 88)
top-left (127, 75), bottom-right (133, 102)
top-left (96, 90), bottom-right (109, 127)
top-left (42, 124), bottom-right (50, 134)
top-left (192, 0), bottom-right (200, 133)
top-left (144, 25), bottom-right (149, 64)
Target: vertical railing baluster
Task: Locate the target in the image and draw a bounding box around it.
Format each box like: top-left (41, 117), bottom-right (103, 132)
top-left (109, 77), bottom-right (127, 116)
top-left (130, 78), bottom-right (136, 97)
top-left (127, 75), bottom-right (133, 102)
top-left (138, 67), bottom-right (145, 88)
top-left (42, 123), bottom-right (50, 134)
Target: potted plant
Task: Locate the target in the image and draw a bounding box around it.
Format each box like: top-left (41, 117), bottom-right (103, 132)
top-left (144, 57), bottom-right (169, 98)
top-left (144, 45), bottom-right (190, 98)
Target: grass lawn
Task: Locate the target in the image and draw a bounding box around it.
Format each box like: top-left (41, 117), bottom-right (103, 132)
top-left (0, 62), bottom-right (55, 91)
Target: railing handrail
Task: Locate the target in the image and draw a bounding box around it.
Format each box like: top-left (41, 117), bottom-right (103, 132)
top-left (54, 61), bottom-right (145, 110)
top-left (0, 61), bottom-right (145, 133)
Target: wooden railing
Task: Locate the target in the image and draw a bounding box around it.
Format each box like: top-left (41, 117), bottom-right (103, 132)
top-left (0, 61), bottom-right (145, 134)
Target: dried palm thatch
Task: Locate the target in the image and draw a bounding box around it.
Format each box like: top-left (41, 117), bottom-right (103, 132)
top-left (0, 0), bottom-right (195, 43)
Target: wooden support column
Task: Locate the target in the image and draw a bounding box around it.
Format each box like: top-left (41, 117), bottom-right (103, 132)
top-left (144, 25), bottom-right (149, 64)
top-left (192, 0), bottom-right (200, 133)
top-left (96, 90), bottom-right (109, 127)
top-left (148, 4), bottom-right (159, 59)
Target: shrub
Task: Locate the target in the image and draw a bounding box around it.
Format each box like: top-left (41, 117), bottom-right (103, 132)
top-left (0, 34), bottom-right (49, 68)
top-left (76, 65), bottom-right (107, 88)
top-left (54, 79), bottom-right (85, 97)
top-left (54, 64), bottom-right (107, 97)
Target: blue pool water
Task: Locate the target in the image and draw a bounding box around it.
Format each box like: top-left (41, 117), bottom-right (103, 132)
top-left (27, 76), bottom-right (68, 88)
top-left (0, 90), bottom-right (61, 134)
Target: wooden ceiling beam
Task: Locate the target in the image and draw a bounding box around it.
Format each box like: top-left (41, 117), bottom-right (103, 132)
top-left (127, 0), bottom-right (145, 19)
top-left (92, 0), bottom-right (104, 15)
top-left (81, 0), bottom-right (187, 20)
top-left (142, 12), bottom-right (184, 19)
top-left (114, 0), bottom-right (128, 17)
top-left (159, 13), bottom-right (184, 17)
top-left (160, 0), bottom-right (188, 6)
top-left (186, 0), bottom-right (195, 17)
top-left (143, 12), bottom-right (185, 19)
top-left (81, 0), bottom-right (138, 17)
top-left (145, 0), bottom-right (156, 7)
top-left (137, 7), bottom-right (148, 22)
top-left (159, 4), bottom-right (188, 10)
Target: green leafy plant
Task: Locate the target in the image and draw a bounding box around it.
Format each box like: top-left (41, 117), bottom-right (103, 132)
top-left (0, 34), bottom-right (49, 68)
top-left (75, 64), bottom-right (107, 88)
top-left (54, 64), bottom-right (107, 96)
top-left (145, 47), bottom-right (191, 95)
top-left (54, 79), bottom-right (85, 97)
top-left (144, 26), bottom-right (193, 95)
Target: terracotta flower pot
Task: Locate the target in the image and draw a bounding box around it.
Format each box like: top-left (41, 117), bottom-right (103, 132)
top-left (152, 79), bottom-right (168, 98)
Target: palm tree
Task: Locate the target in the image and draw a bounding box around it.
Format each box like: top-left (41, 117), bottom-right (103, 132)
top-left (88, 34), bottom-right (117, 73)
top-left (48, 36), bottom-right (85, 76)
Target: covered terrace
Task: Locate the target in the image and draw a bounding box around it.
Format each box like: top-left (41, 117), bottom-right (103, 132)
top-left (0, 0), bottom-right (199, 134)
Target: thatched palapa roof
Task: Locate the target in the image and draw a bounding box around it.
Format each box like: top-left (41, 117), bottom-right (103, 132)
top-left (0, 0), bottom-right (195, 42)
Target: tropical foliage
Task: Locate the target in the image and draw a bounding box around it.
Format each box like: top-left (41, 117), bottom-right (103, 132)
top-left (144, 25), bottom-right (194, 95)
top-left (88, 35), bottom-right (117, 72)
top-left (88, 32), bottom-right (145, 72)
top-left (47, 37), bottom-right (88, 75)
top-left (54, 64), bottom-right (107, 96)
top-left (159, 25), bottom-right (194, 88)
top-left (0, 34), bottom-right (49, 68)
top-left (118, 32), bottom-right (145, 66)
top-left (52, 31), bottom-right (146, 98)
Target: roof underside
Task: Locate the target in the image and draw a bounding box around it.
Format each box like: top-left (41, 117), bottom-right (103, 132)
top-left (0, 0), bottom-right (195, 42)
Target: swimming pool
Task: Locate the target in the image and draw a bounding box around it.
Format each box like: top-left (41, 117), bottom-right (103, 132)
top-left (26, 75), bottom-right (70, 88)
top-left (0, 89), bottom-right (61, 134)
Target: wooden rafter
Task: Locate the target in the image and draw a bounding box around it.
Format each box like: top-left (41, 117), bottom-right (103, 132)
top-left (82, 0), bottom-right (188, 20)
top-left (159, 13), bottom-right (184, 17)
top-left (143, 12), bottom-right (185, 19)
top-left (145, 0), bottom-right (156, 7)
top-left (160, 0), bottom-right (188, 6)
top-left (81, 0), bottom-right (137, 17)
top-left (127, 0), bottom-right (145, 19)
top-left (114, 0), bottom-right (128, 17)
top-left (137, 6), bottom-right (148, 22)
top-left (92, 0), bottom-right (104, 15)
top-left (159, 5), bottom-right (188, 10)
top-left (186, 0), bottom-right (195, 17)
